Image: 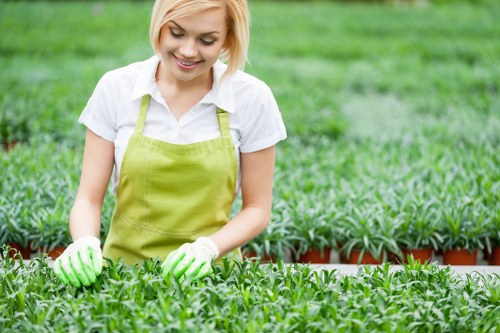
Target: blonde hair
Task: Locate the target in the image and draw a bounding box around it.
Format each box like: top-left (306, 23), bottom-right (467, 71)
top-left (150, 0), bottom-right (250, 79)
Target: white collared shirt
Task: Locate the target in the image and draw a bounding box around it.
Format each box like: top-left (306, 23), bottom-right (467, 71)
top-left (79, 55), bottom-right (287, 194)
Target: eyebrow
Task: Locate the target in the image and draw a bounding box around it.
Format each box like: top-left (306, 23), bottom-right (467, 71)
top-left (170, 21), bottom-right (221, 36)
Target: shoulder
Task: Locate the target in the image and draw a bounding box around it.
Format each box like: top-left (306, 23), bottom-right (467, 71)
top-left (232, 71), bottom-right (278, 118)
top-left (231, 69), bottom-right (274, 102)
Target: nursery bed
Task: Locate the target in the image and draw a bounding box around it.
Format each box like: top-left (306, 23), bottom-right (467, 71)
top-left (2, 257), bottom-right (499, 332)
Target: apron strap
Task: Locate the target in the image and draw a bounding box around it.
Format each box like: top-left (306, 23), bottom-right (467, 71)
top-left (216, 109), bottom-right (231, 140)
top-left (135, 95), bottom-right (150, 135)
top-left (136, 96), bottom-right (230, 141)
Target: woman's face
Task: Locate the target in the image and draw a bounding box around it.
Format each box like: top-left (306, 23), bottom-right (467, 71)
top-left (158, 7), bottom-right (227, 85)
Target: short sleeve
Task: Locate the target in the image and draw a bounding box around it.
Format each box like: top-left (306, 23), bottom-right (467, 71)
top-left (239, 83), bottom-right (287, 153)
top-left (78, 73), bottom-right (117, 142)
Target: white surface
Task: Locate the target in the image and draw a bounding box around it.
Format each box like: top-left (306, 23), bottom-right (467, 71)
top-left (13, 259), bottom-right (500, 277)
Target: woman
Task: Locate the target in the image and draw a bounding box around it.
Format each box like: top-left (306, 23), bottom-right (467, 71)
top-left (53, 0), bottom-right (286, 287)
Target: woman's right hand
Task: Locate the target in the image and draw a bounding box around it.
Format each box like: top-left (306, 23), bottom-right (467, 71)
top-left (53, 236), bottom-right (103, 287)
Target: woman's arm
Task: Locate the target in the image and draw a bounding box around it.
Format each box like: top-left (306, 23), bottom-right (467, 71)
top-left (69, 129), bottom-right (115, 241)
top-left (208, 145), bottom-right (276, 256)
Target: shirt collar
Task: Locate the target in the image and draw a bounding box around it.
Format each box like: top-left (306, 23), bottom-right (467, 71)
top-left (130, 55), bottom-right (159, 102)
top-left (131, 55), bottom-right (235, 113)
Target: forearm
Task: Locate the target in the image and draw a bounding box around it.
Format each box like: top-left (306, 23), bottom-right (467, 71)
top-left (69, 199), bottom-right (102, 241)
top-left (208, 206), bottom-right (270, 256)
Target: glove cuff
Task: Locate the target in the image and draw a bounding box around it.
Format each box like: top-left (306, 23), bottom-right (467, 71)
top-left (74, 236), bottom-right (101, 248)
top-left (196, 237), bottom-right (219, 260)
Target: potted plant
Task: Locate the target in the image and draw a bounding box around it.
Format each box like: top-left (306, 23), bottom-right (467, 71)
top-left (0, 203), bottom-right (32, 259)
top-left (485, 203), bottom-right (500, 265)
top-left (28, 207), bottom-right (72, 260)
top-left (290, 201), bottom-right (340, 264)
top-left (439, 200), bottom-right (489, 265)
top-left (340, 204), bottom-right (402, 265)
top-left (242, 209), bottom-right (295, 263)
top-left (396, 199), bottom-right (443, 264)
top-left (0, 108), bottom-right (30, 151)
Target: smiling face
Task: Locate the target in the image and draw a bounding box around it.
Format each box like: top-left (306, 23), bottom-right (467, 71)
top-left (157, 6), bottom-right (228, 86)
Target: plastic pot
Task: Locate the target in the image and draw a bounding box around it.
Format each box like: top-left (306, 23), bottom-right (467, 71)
top-left (46, 246), bottom-right (67, 260)
top-left (296, 248), bottom-right (331, 264)
top-left (488, 247), bottom-right (500, 265)
top-left (347, 249), bottom-right (383, 265)
top-left (5, 242), bottom-right (31, 259)
top-left (442, 248), bottom-right (477, 265)
top-left (400, 248), bottom-right (433, 264)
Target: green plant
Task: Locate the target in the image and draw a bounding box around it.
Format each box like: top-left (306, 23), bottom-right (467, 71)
top-left (28, 205), bottom-right (72, 252)
top-left (244, 200), bottom-right (297, 260)
top-left (439, 198), bottom-right (491, 252)
top-left (398, 198), bottom-right (444, 251)
top-left (2, 251), bottom-right (500, 332)
top-left (0, 200), bottom-right (30, 248)
top-left (0, 142), bottom-right (80, 252)
top-left (0, 109), bottom-right (30, 146)
top-left (487, 202), bottom-right (500, 248)
top-left (340, 203), bottom-right (402, 263)
top-left (288, 194), bottom-right (340, 259)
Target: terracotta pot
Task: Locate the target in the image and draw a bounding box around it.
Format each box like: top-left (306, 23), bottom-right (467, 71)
top-left (242, 250), bottom-right (276, 263)
top-left (46, 246), bottom-right (67, 260)
top-left (488, 247), bottom-right (500, 265)
top-left (442, 248), bottom-right (478, 265)
top-left (347, 249), bottom-right (383, 265)
top-left (297, 248), bottom-right (331, 264)
top-left (5, 242), bottom-right (31, 259)
top-left (400, 248), bottom-right (433, 264)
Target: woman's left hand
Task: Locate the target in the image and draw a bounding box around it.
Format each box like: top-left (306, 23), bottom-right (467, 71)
top-left (161, 237), bottom-right (219, 281)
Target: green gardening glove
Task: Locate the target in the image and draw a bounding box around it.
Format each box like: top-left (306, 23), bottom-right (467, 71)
top-left (161, 237), bottom-right (219, 282)
top-left (53, 236), bottom-right (103, 287)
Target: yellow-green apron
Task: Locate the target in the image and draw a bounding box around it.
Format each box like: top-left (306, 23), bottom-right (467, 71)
top-left (103, 94), bottom-right (241, 264)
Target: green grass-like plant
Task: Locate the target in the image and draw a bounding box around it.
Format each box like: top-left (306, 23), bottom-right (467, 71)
top-left (1, 252), bottom-right (499, 332)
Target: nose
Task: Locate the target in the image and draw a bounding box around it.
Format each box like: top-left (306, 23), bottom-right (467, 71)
top-left (179, 38), bottom-right (197, 59)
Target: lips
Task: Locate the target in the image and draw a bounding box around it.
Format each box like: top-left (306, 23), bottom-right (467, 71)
top-left (173, 55), bottom-right (202, 69)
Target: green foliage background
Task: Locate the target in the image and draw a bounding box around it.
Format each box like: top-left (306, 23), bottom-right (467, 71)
top-left (0, 1), bottom-right (499, 256)
top-left (0, 1), bottom-right (500, 330)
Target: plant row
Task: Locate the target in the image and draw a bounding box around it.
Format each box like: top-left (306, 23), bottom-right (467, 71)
top-left (2, 137), bottom-right (498, 264)
top-left (1, 252), bottom-right (499, 332)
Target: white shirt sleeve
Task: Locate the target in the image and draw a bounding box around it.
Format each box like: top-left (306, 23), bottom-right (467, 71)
top-left (78, 73), bottom-right (117, 142)
top-left (239, 82), bottom-right (287, 153)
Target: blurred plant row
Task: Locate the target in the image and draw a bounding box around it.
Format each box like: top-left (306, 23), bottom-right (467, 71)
top-left (1, 1), bottom-right (499, 265)
top-left (2, 136), bottom-right (498, 265)
top-left (247, 137), bottom-right (500, 265)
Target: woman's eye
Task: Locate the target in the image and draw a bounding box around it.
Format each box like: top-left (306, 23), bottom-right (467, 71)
top-left (200, 39), bottom-right (215, 46)
top-left (170, 30), bottom-right (183, 38)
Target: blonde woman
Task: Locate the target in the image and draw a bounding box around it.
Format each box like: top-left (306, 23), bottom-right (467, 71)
top-left (53, 0), bottom-right (286, 287)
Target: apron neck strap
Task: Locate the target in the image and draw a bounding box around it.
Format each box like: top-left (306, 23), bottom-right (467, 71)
top-left (216, 109), bottom-right (231, 139)
top-left (135, 95), bottom-right (230, 138)
top-left (135, 94), bottom-right (150, 135)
